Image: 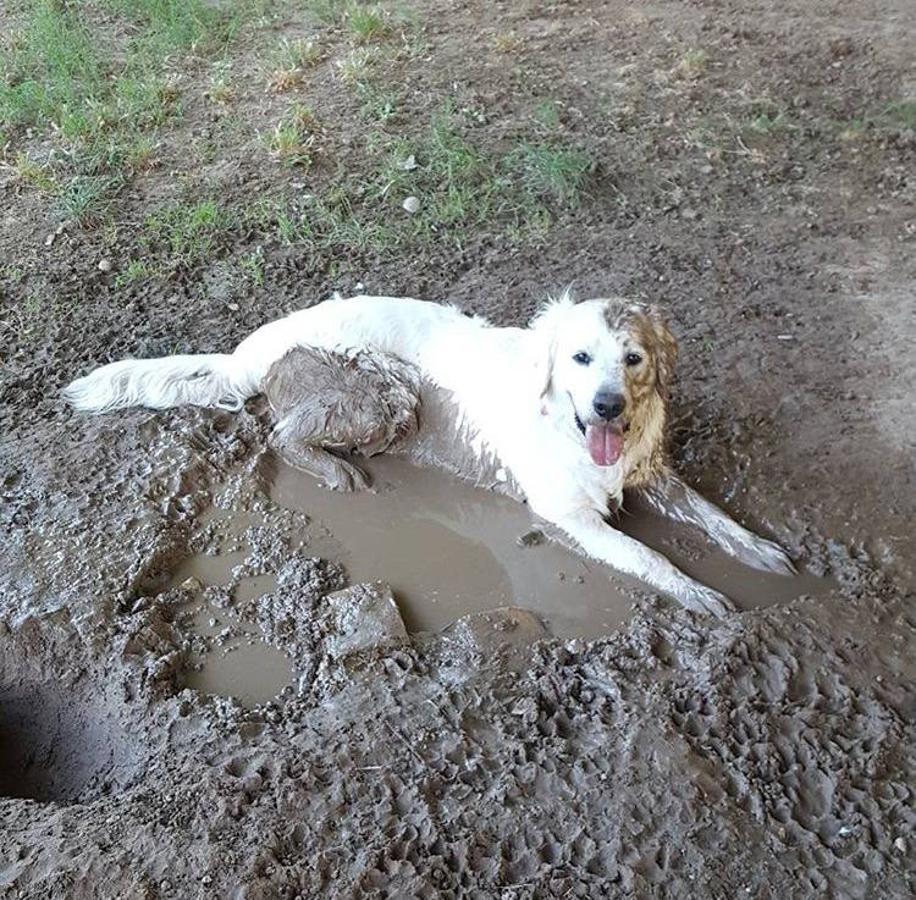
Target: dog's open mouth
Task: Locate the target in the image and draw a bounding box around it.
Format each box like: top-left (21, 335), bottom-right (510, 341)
top-left (575, 413), bottom-right (626, 467)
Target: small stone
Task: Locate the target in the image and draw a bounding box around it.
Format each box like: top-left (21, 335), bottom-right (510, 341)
top-left (398, 154), bottom-right (418, 171)
top-left (180, 577), bottom-right (202, 592)
top-left (894, 836), bottom-right (907, 853)
top-left (97, 258), bottom-right (112, 273)
top-left (402, 195), bottom-right (420, 214)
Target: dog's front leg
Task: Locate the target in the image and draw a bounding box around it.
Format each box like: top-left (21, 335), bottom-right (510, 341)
top-left (636, 471), bottom-right (795, 575)
top-left (556, 508), bottom-right (733, 617)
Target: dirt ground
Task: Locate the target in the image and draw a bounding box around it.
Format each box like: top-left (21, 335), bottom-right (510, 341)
top-left (1, 0), bottom-right (915, 897)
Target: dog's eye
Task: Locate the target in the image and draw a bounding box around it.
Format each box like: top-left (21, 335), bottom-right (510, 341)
top-left (625, 352), bottom-right (643, 367)
top-left (572, 352), bottom-right (592, 365)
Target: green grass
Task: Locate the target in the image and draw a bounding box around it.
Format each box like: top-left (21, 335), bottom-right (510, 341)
top-left (0, 0), bottom-right (264, 219)
top-left (677, 48), bottom-right (709, 79)
top-left (143, 199), bottom-right (232, 266)
top-left (511, 144), bottom-right (590, 204)
top-left (249, 106), bottom-right (592, 259)
top-left (114, 258), bottom-right (156, 286)
top-left (55, 175), bottom-right (118, 223)
top-left (266, 107), bottom-right (318, 166)
top-left (880, 100), bottom-right (916, 129)
top-left (346, 5), bottom-right (391, 44)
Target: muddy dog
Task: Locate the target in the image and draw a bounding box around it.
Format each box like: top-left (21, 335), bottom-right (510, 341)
top-left (64, 293), bottom-right (795, 615)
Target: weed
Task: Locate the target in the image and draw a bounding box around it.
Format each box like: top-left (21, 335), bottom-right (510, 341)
top-left (533, 100), bottom-right (561, 130)
top-left (881, 100), bottom-right (916, 129)
top-left (266, 105), bottom-right (319, 166)
top-left (677, 49), bottom-right (709, 79)
top-left (281, 36), bottom-right (323, 69)
top-left (207, 64), bottom-right (235, 105)
top-left (12, 153), bottom-right (56, 192)
top-left (346, 5), bottom-right (391, 44)
top-left (494, 32), bottom-right (522, 54)
top-left (744, 101), bottom-right (793, 136)
top-left (267, 37), bottom-right (322, 92)
top-left (115, 258), bottom-right (156, 287)
top-left (55, 175), bottom-right (117, 223)
top-left (357, 83), bottom-right (399, 122)
top-left (144, 199), bottom-right (230, 266)
top-left (337, 46), bottom-right (379, 85)
top-left (511, 144), bottom-right (590, 204)
top-left (240, 247), bottom-right (266, 286)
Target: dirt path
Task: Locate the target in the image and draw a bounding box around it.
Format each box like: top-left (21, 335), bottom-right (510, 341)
top-left (1, 1), bottom-right (914, 897)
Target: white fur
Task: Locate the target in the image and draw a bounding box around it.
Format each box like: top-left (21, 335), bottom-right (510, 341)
top-left (64, 294), bottom-right (792, 616)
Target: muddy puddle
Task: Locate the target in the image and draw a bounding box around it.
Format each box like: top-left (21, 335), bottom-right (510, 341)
top-left (169, 570), bottom-right (293, 708)
top-left (171, 455), bottom-right (830, 704)
top-left (272, 456), bottom-right (829, 635)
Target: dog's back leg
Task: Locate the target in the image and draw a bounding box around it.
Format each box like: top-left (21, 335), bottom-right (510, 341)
top-left (269, 430), bottom-right (371, 492)
top-left (636, 471), bottom-right (796, 575)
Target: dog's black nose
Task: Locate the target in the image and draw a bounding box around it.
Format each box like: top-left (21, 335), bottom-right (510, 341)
top-left (593, 391), bottom-right (626, 422)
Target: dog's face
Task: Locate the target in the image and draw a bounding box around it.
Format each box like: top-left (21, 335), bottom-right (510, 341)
top-left (533, 296), bottom-right (676, 467)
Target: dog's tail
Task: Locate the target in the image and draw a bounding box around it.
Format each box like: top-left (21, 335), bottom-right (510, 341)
top-left (63, 353), bottom-right (259, 414)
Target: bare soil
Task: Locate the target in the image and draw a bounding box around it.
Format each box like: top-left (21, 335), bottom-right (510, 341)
top-left (1, 1), bottom-right (915, 898)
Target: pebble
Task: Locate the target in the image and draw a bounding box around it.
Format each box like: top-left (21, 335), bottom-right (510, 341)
top-left (402, 196), bottom-right (420, 214)
top-left (894, 836), bottom-right (907, 852)
top-left (97, 258), bottom-right (112, 273)
top-left (398, 154), bottom-right (418, 171)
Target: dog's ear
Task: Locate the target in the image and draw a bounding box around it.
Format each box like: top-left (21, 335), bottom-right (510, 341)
top-left (530, 290), bottom-right (575, 402)
top-left (646, 306), bottom-right (678, 401)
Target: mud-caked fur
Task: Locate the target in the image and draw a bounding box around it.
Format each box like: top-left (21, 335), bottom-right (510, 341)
top-left (64, 292), bottom-right (795, 616)
top-left (265, 346), bottom-right (421, 491)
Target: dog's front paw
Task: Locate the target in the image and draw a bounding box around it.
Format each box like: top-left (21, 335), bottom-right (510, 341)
top-left (678, 582), bottom-right (734, 618)
top-left (739, 534), bottom-right (797, 576)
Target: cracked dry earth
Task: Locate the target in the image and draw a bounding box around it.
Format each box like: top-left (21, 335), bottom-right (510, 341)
top-left (2, 1), bottom-right (916, 899)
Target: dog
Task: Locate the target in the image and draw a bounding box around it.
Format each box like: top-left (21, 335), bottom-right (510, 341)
top-left (64, 293), bottom-right (795, 615)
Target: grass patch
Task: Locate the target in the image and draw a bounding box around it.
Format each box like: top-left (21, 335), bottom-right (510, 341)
top-left (1, 0), bottom-right (264, 214)
top-left (55, 175), bottom-right (118, 224)
top-left (114, 258), bottom-right (156, 287)
top-left (347, 5), bottom-right (391, 44)
top-left (743, 101), bottom-right (793, 136)
top-left (511, 144), bottom-right (590, 204)
top-left (265, 105), bottom-right (320, 166)
top-left (266, 37), bottom-right (322, 92)
top-left (880, 100), bottom-right (916, 129)
top-left (676, 48), bottom-right (709, 79)
top-left (143, 199), bottom-right (232, 267)
top-left (337, 45), bottom-right (380, 85)
top-left (533, 100), bottom-right (561, 130)
top-left (252, 106), bottom-right (592, 258)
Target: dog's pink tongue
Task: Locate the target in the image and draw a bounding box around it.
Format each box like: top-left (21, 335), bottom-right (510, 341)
top-left (586, 424), bottom-right (624, 466)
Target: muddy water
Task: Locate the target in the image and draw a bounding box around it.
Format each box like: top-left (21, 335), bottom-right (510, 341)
top-left (170, 456), bottom-right (829, 705)
top-left (271, 455), bottom-right (830, 637)
top-left (168, 565), bottom-right (291, 707)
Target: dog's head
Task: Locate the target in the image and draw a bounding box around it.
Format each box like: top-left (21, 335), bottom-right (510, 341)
top-left (531, 292), bottom-right (676, 468)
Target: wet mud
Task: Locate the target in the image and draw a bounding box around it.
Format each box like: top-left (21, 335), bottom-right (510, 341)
top-left (2, 0), bottom-right (916, 896)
